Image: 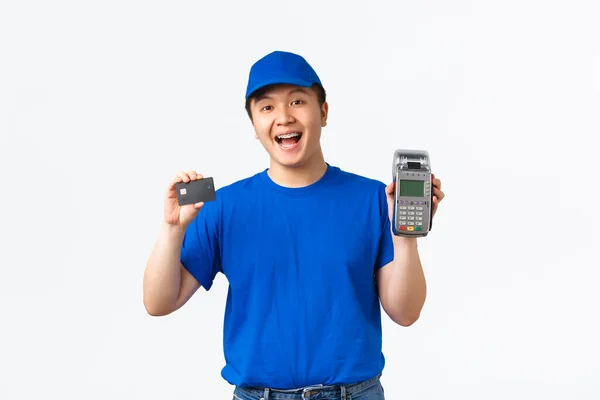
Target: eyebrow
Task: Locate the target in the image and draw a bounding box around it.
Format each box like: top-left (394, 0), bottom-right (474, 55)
top-left (254, 87), bottom-right (310, 102)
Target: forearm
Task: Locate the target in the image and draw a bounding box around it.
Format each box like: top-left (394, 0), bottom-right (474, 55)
top-left (380, 237), bottom-right (427, 326)
top-left (143, 222), bottom-right (187, 315)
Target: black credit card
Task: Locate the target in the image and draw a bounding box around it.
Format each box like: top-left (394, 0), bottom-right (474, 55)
top-left (175, 177), bottom-right (216, 205)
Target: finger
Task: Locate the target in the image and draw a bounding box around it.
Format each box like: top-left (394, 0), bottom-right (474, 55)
top-left (168, 173), bottom-right (186, 190)
top-left (187, 170), bottom-right (203, 180)
top-left (176, 170), bottom-right (191, 182)
top-left (168, 176), bottom-right (179, 188)
top-left (385, 181), bottom-right (395, 195)
top-left (433, 187), bottom-right (445, 201)
top-left (193, 202), bottom-right (204, 209)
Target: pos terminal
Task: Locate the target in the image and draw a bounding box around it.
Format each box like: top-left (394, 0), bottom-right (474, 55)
top-left (391, 149), bottom-right (434, 237)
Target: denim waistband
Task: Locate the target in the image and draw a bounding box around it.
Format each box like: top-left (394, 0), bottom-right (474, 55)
top-left (235, 374), bottom-right (382, 399)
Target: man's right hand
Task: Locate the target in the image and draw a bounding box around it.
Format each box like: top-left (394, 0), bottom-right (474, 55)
top-left (164, 170), bottom-right (205, 227)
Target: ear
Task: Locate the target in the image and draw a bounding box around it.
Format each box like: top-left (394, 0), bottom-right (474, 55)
top-left (321, 101), bottom-right (329, 127)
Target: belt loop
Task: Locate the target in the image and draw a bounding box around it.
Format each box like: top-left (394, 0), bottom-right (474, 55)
top-left (340, 385), bottom-right (346, 399)
top-left (262, 387), bottom-right (269, 400)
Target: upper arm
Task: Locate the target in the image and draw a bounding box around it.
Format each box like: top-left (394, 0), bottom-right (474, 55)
top-left (180, 199), bottom-right (223, 291)
top-left (375, 261), bottom-right (393, 305)
top-left (173, 263), bottom-right (202, 312)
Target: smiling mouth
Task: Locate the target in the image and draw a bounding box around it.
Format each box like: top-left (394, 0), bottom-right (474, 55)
top-left (276, 132), bottom-right (302, 147)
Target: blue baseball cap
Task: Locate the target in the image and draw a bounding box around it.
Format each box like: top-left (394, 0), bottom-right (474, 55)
top-left (245, 51), bottom-right (322, 99)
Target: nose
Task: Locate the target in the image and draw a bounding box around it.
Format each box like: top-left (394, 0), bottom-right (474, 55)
top-left (275, 107), bottom-right (295, 125)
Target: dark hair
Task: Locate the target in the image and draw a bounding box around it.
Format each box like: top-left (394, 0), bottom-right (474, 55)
top-left (244, 83), bottom-right (327, 121)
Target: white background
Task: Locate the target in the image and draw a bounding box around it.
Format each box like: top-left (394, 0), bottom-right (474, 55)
top-left (1, 1), bottom-right (599, 399)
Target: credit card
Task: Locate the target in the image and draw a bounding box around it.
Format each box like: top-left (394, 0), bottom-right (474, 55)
top-left (175, 177), bottom-right (216, 205)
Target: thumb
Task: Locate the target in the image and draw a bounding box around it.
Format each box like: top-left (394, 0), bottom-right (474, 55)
top-left (385, 181), bottom-right (395, 196)
top-left (190, 202), bottom-right (205, 215)
top-left (182, 202), bottom-right (204, 219)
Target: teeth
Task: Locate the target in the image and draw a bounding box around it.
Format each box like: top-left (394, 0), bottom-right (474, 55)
top-left (277, 132), bottom-right (300, 139)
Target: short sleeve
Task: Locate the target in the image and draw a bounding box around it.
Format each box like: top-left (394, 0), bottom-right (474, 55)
top-left (375, 183), bottom-right (394, 270)
top-left (180, 199), bottom-right (222, 291)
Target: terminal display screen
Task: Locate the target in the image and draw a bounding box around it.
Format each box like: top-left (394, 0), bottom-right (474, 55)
top-left (399, 180), bottom-right (424, 197)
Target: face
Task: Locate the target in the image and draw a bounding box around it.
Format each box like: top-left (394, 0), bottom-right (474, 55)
top-left (250, 84), bottom-right (328, 169)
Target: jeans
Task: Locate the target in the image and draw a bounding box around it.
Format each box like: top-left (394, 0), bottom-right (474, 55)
top-left (232, 374), bottom-right (385, 400)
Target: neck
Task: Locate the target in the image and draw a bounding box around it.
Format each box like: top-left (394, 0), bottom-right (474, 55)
top-left (267, 148), bottom-right (327, 188)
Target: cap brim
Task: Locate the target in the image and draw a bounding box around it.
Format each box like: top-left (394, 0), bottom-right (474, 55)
top-left (245, 77), bottom-right (316, 99)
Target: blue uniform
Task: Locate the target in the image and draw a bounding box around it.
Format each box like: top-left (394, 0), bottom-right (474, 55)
top-left (180, 164), bottom-right (395, 389)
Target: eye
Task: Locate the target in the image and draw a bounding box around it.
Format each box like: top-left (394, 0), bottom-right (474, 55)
top-left (291, 100), bottom-right (304, 106)
top-left (261, 105), bottom-right (273, 111)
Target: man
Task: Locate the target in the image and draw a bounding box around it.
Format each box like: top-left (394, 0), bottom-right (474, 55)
top-left (143, 50), bottom-right (445, 399)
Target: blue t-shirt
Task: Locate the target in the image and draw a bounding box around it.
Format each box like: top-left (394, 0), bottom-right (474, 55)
top-left (180, 164), bottom-right (394, 389)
